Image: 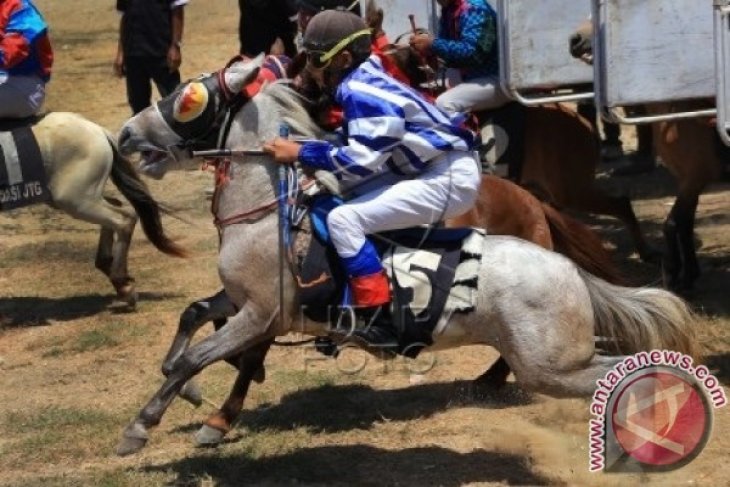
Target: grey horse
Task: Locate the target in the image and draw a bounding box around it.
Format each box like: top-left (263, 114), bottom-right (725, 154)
top-left (114, 56), bottom-right (698, 455)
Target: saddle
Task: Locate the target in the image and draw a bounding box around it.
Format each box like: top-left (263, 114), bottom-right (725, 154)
top-left (291, 192), bottom-right (486, 359)
top-left (0, 117), bottom-right (51, 211)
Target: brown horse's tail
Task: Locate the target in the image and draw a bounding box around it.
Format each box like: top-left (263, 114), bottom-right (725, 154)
top-left (541, 202), bottom-right (625, 285)
top-left (106, 135), bottom-right (187, 258)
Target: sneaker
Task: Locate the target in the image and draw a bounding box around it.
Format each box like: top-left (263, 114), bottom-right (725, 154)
top-left (600, 144), bottom-right (624, 161)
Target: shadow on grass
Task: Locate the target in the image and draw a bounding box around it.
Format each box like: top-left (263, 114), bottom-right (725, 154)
top-left (0, 292), bottom-right (181, 327)
top-left (143, 444), bottom-right (552, 486)
top-left (171, 381), bottom-right (531, 436)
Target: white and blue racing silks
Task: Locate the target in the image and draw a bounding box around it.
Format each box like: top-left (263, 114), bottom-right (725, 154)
top-left (298, 55), bottom-right (475, 182)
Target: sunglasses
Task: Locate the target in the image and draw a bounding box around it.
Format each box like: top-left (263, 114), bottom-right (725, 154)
top-left (304, 28), bottom-right (372, 70)
top-left (306, 50), bottom-right (332, 70)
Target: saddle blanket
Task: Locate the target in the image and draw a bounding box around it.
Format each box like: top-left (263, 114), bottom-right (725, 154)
top-left (0, 126), bottom-right (50, 210)
top-left (296, 218), bottom-right (487, 357)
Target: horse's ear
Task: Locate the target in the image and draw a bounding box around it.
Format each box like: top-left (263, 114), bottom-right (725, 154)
top-left (223, 53), bottom-right (265, 94)
top-left (365, 0), bottom-right (384, 35)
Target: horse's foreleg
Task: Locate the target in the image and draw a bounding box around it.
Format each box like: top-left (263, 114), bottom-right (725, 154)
top-left (116, 303), bottom-right (275, 456)
top-left (663, 192), bottom-right (700, 291)
top-left (196, 339), bottom-right (273, 446)
top-left (162, 289), bottom-right (238, 407)
top-left (162, 289), bottom-right (237, 375)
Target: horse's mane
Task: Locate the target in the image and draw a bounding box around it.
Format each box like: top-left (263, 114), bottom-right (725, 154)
top-left (259, 81), bottom-right (325, 139)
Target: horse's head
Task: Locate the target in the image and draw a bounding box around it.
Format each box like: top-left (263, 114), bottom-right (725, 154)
top-left (569, 18), bottom-right (594, 64)
top-left (118, 54), bottom-right (265, 178)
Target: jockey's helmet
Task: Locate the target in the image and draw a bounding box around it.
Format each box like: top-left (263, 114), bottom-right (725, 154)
top-left (302, 9), bottom-right (371, 69)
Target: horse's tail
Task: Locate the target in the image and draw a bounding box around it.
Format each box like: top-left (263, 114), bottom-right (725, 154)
top-left (105, 135), bottom-right (187, 258)
top-left (541, 202), bottom-right (625, 285)
top-left (577, 268), bottom-right (700, 360)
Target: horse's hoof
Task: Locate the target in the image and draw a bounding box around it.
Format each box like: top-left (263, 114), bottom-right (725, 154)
top-left (112, 278), bottom-right (137, 309)
top-left (123, 290), bottom-right (138, 308)
top-left (116, 422), bottom-right (149, 456)
top-left (179, 380), bottom-right (203, 407)
top-left (116, 436), bottom-right (147, 456)
top-left (195, 424), bottom-right (226, 447)
top-left (116, 286), bottom-right (138, 308)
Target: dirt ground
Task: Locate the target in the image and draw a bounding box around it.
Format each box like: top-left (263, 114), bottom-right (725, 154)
top-left (0, 1), bottom-right (728, 486)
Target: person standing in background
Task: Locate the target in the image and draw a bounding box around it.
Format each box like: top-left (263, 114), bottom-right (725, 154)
top-left (0, 0), bottom-right (53, 119)
top-left (114, 0), bottom-right (187, 114)
top-left (238, 0), bottom-right (297, 57)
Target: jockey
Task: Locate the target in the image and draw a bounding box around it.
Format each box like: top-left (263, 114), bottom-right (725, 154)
top-left (409, 0), bottom-right (508, 115)
top-left (0, 0), bottom-right (52, 120)
top-left (263, 9), bottom-right (481, 349)
top-left (293, 1), bottom-right (409, 129)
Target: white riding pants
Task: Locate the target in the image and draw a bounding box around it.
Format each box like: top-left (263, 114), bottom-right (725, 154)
top-left (0, 74), bottom-right (46, 119)
top-left (435, 74), bottom-right (510, 115)
top-left (327, 150), bottom-right (481, 258)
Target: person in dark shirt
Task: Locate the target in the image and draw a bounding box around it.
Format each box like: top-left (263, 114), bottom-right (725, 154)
top-left (238, 0), bottom-right (297, 57)
top-left (114, 0), bottom-right (187, 114)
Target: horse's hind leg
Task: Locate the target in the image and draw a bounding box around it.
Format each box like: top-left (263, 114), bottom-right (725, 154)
top-left (94, 197), bottom-right (123, 276)
top-left (55, 194), bottom-right (138, 304)
top-left (504, 332), bottom-right (622, 397)
top-left (195, 339), bottom-right (273, 446)
top-left (95, 227), bottom-right (114, 276)
top-left (524, 354), bottom-right (624, 397)
top-left (473, 357), bottom-right (512, 391)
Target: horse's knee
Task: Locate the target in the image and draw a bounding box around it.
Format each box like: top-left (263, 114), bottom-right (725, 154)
top-left (170, 351), bottom-right (201, 378)
top-left (178, 302), bottom-right (209, 333)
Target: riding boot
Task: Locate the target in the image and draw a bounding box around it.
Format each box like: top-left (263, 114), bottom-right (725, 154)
top-left (346, 270), bottom-right (399, 353)
top-left (350, 304), bottom-right (398, 353)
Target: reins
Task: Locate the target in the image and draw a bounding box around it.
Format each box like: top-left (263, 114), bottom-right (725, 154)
top-left (205, 156), bottom-right (279, 229)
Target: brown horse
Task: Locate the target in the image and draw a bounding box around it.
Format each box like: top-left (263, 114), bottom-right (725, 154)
top-left (570, 23), bottom-right (726, 291)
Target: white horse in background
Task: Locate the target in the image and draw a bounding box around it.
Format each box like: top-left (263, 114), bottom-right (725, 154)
top-left (2, 112), bottom-right (186, 306)
top-left (114, 57), bottom-right (698, 455)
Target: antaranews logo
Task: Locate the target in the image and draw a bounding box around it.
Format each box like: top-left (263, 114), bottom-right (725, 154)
top-left (588, 350), bottom-right (727, 473)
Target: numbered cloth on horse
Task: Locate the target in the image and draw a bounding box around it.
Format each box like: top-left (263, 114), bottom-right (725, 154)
top-left (295, 199), bottom-right (486, 357)
top-left (0, 125), bottom-right (50, 210)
